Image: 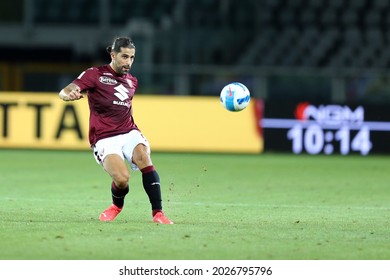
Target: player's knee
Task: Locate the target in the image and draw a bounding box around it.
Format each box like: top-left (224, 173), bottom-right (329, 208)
top-left (113, 171), bottom-right (130, 188)
top-left (132, 145), bottom-right (152, 168)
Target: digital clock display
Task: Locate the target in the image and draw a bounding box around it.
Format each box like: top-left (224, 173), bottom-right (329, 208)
top-left (261, 102), bottom-right (390, 155)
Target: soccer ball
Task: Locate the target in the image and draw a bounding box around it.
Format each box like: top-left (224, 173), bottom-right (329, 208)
top-left (220, 82), bottom-right (251, 112)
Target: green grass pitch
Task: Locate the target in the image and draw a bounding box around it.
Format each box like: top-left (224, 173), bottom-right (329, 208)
top-left (0, 149), bottom-right (389, 260)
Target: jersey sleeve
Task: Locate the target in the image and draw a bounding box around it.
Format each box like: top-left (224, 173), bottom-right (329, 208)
top-left (72, 67), bottom-right (97, 91)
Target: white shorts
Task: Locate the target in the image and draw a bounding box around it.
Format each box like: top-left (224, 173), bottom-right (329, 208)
top-left (92, 130), bottom-right (150, 171)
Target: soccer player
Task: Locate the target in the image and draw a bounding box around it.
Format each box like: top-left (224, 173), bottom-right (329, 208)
top-left (58, 37), bottom-right (173, 224)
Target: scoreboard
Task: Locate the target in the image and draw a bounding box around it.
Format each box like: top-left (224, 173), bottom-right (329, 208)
top-left (262, 101), bottom-right (390, 155)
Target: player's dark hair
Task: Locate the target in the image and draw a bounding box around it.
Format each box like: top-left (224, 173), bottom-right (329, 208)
top-left (106, 37), bottom-right (135, 53)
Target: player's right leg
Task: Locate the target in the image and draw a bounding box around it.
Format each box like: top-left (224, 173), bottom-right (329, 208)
top-left (99, 154), bottom-right (130, 221)
top-left (99, 203), bottom-right (123, 221)
top-left (94, 136), bottom-right (130, 221)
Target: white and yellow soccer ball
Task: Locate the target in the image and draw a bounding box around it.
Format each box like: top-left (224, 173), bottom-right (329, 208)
top-left (220, 82), bottom-right (251, 112)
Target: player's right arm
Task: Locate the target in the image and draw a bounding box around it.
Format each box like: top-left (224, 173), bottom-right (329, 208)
top-left (59, 83), bottom-right (83, 101)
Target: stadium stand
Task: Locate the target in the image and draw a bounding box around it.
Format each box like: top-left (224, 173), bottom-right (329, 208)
top-left (235, 0), bottom-right (390, 68)
top-left (2, 0), bottom-right (390, 68)
top-left (1, 0), bottom-right (390, 100)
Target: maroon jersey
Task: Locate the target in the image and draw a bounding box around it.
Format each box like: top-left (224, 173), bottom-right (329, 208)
top-left (72, 64), bottom-right (139, 146)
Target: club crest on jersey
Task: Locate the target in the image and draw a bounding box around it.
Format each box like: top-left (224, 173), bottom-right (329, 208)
top-left (126, 79), bottom-right (133, 88)
top-left (99, 76), bottom-right (117, 85)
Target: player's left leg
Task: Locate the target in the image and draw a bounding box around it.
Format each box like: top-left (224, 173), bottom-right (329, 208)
top-left (132, 144), bottom-right (173, 224)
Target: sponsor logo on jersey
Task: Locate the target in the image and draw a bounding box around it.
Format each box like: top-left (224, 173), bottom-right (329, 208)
top-left (113, 84), bottom-right (130, 108)
top-left (99, 76), bottom-right (118, 85)
top-left (114, 84), bottom-right (129, 101)
top-left (113, 100), bottom-right (130, 108)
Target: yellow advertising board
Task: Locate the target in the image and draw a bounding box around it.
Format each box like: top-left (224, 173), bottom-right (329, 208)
top-left (0, 92), bottom-right (90, 150)
top-left (0, 92), bottom-right (263, 153)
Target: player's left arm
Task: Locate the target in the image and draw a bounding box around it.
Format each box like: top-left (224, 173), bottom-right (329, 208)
top-left (59, 83), bottom-right (84, 101)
